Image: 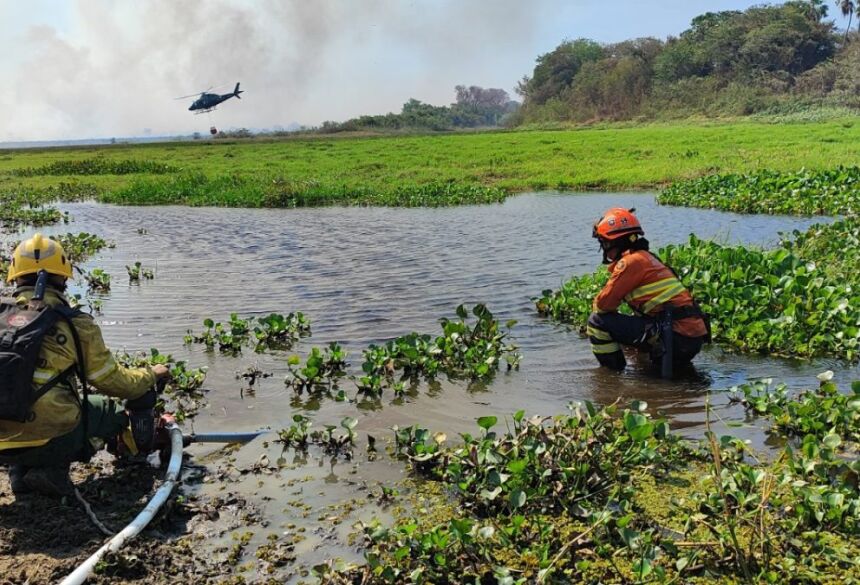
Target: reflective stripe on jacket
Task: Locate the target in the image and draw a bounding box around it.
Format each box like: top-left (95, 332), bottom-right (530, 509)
top-left (0, 288), bottom-right (155, 450)
top-left (593, 249), bottom-right (707, 338)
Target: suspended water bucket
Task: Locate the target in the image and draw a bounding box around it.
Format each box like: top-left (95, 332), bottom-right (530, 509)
top-left (210, 126), bottom-right (218, 135)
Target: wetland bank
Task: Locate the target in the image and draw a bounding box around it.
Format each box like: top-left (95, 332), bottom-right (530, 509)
top-left (0, 125), bottom-right (859, 584)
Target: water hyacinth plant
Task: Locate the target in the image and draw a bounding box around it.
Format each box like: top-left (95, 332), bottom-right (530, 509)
top-left (729, 373), bottom-right (860, 444)
top-left (83, 268), bottom-right (111, 292)
top-left (10, 158), bottom-right (178, 177)
top-left (185, 311), bottom-right (312, 354)
top-left (253, 311), bottom-right (311, 351)
top-left (328, 383), bottom-right (860, 584)
top-left (357, 304), bottom-right (521, 398)
top-left (276, 414), bottom-right (357, 459)
top-left (657, 166), bottom-right (860, 216)
top-left (184, 313), bottom-right (252, 354)
top-left (108, 173), bottom-right (508, 209)
top-left (56, 232), bottom-right (114, 264)
top-left (0, 183), bottom-right (100, 231)
top-left (116, 348), bottom-right (208, 422)
top-left (0, 200), bottom-right (67, 229)
top-left (284, 342), bottom-right (349, 394)
top-left (126, 261), bottom-right (154, 282)
top-left (781, 218), bottom-right (859, 281)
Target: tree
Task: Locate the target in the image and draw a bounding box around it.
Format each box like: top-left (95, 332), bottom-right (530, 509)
top-left (788, 0), bottom-right (829, 20)
top-left (454, 85), bottom-right (510, 109)
top-left (519, 39), bottom-right (604, 105)
top-left (837, 0), bottom-right (855, 40)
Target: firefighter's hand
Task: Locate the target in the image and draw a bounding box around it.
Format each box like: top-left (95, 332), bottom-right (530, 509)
top-left (152, 364), bottom-right (171, 380)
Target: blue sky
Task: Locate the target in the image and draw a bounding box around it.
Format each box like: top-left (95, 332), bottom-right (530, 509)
top-left (0, 1), bottom-right (851, 141)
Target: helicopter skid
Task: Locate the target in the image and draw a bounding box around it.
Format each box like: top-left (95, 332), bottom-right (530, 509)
top-left (194, 108), bottom-right (217, 115)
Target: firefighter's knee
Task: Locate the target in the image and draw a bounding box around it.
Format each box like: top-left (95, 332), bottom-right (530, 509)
top-left (595, 349), bottom-right (626, 371)
top-left (587, 312), bottom-right (624, 369)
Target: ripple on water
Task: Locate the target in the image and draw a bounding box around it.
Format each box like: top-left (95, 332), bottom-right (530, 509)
top-left (19, 192), bottom-right (851, 446)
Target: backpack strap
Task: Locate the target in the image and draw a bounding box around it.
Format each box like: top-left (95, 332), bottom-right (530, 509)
top-left (31, 364), bottom-right (78, 403)
top-left (53, 306), bottom-right (90, 435)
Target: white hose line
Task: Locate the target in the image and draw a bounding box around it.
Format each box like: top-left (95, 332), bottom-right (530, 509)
top-left (60, 424), bottom-right (184, 585)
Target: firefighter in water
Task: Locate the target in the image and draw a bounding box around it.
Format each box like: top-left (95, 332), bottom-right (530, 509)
top-left (587, 208), bottom-right (709, 371)
top-left (0, 233), bottom-right (171, 498)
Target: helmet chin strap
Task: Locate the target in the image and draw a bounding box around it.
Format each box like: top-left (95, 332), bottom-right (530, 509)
top-left (599, 234), bottom-right (641, 264)
top-left (599, 241), bottom-right (618, 265)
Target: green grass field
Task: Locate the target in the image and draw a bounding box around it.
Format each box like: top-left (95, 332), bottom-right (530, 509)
top-left (1, 119), bottom-right (860, 207)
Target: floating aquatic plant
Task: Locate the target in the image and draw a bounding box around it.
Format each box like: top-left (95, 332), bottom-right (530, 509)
top-left (185, 312), bottom-right (312, 354)
top-left (56, 232), bottom-right (114, 264)
top-left (284, 342), bottom-right (349, 394)
top-left (83, 268), bottom-right (111, 292)
top-left (253, 311), bottom-right (311, 351)
top-left (126, 261), bottom-right (154, 282)
top-left (328, 386), bottom-right (860, 584)
top-left (11, 158), bottom-right (178, 177)
top-left (356, 304), bottom-right (521, 398)
top-left (658, 166), bottom-right (860, 216)
top-left (115, 348), bottom-right (208, 422)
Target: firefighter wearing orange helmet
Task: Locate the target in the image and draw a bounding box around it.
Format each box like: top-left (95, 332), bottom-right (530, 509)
top-left (588, 208), bottom-right (709, 372)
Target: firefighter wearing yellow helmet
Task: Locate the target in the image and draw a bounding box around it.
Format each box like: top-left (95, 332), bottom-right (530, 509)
top-left (0, 233), bottom-right (170, 498)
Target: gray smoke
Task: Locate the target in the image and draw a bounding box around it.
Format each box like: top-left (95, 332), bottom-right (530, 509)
top-left (0, 0), bottom-right (546, 141)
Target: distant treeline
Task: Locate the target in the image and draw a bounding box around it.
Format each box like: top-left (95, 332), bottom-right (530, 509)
top-left (514, 1), bottom-right (860, 123)
top-left (219, 0), bottom-right (860, 138)
top-left (316, 85), bottom-right (520, 134)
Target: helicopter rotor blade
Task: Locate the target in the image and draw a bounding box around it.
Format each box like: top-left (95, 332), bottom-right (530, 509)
top-left (174, 86), bottom-right (213, 100)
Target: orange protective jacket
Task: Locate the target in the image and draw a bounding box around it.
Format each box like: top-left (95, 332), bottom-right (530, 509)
top-left (593, 249), bottom-right (708, 338)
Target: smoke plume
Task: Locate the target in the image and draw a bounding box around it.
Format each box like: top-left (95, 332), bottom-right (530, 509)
top-left (0, 0), bottom-right (544, 141)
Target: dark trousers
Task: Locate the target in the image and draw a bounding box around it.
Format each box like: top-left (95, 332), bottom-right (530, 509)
top-left (0, 396), bottom-right (128, 468)
top-left (587, 312), bottom-right (704, 371)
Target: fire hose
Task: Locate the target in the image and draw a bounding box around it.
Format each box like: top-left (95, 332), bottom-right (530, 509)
top-left (60, 425), bottom-right (266, 585)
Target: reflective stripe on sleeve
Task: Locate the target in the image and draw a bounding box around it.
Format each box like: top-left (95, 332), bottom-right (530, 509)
top-left (87, 358), bottom-right (118, 383)
top-left (33, 368), bottom-right (59, 383)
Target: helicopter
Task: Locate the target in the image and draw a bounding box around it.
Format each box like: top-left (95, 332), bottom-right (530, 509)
top-left (176, 82), bottom-right (244, 113)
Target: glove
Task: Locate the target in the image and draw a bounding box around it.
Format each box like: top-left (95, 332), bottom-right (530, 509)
top-left (126, 389), bottom-right (158, 454)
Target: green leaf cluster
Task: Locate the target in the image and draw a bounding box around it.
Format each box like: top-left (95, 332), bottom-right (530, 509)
top-left (284, 342), bottom-right (349, 394)
top-left (333, 378), bottom-right (860, 583)
top-left (115, 348), bottom-right (208, 422)
top-left (10, 158), bottom-right (178, 177)
top-left (658, 166), bottom-right (860, 216)
top-left (185, 311), bottom-right (312, 354)
top-left (357, 304), bottom-right (521, 397)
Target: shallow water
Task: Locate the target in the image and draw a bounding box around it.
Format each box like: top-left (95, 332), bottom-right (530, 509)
top-left (30, 193), bottom-right (857, 576)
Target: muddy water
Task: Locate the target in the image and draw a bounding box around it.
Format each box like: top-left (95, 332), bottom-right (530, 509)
top-left (38, 193), bottom-right (856, 577)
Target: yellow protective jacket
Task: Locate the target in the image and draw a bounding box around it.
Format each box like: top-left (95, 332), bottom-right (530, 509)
top-left (0, 287), bottom-right (155, 450)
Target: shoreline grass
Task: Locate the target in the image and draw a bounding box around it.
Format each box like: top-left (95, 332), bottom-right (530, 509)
top-left (2, 120), bottom-right (860, 208)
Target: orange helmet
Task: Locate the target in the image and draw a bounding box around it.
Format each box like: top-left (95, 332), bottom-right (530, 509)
top-left (592, 207), bottom-right (644, 242)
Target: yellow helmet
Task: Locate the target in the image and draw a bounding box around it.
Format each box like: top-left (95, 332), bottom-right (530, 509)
top-left (7, 233), bottom-right (73, 283)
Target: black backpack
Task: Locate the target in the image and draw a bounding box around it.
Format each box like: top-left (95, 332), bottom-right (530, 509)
top-left (0, 297), bottom-right (86, 423)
